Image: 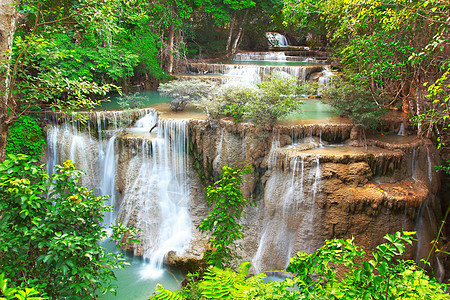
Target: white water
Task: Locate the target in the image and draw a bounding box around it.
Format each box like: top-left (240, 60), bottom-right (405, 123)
top-left (252, 132), bottom-right (321, 272)
top-left (117, 116), bottom-right (191, 278)
top-left (426, 146), bottom-right (433, 185)
top-left (101, 136), bottom-right (118, 226)
top-left (46, 110), bottom-right (191, 279)
top-left (233, 52), bottom-right (287, 61)
top-left (318, 66), bottom-right (334, 91)
top-left (266, 32), bottom-right (289, 47)
top-left (223, 64), bottom-right (309, 82)
top-left (397, 123), bottom-right (405, 136)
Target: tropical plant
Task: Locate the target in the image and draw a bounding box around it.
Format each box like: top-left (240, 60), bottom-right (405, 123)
top-left (150, 231), bottom-right (450, 299)
top-left (0, 274), bottom-right (41, 300)
top-left (198, 164), bottom-right (254, 268)
top-left (0, 154), bottom-right (136, 299)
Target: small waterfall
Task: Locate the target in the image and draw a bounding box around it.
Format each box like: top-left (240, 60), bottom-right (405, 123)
top-left (101, 136), bottom-right (118, 226)
top-left (46, 125), bottom-right (60, 175)
top-left (397, 123), bottom-right (405, 136)
top-left (233, 52), bottom-right (287, 61)
top-left (252, 133), bottom-right (321, 272)
top-left (117, 116), bottom-right (191, 278)
top-left (411, 146), bottom-right (418, 181)
top-left (265, 32), bottom-right (289, 47)
top-left (426, 147), bottom-right (433, 185)
top-left (318, 66), bottom-right (334, 88)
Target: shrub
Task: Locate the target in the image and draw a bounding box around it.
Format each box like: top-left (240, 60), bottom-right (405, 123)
top-left (196, 75), bottom-right (305, 125)
top-left (198, 164), bottom-right (254, 268)
top-left (0, 154), bottom-right (136, 299)
top-left (322, 76), bottom-right (387, 129)
top-left (6, 115), bottom-right (45, 160)
top-left (158, 79), bottom-right (217, 111)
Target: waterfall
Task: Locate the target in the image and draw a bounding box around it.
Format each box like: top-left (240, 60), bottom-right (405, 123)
top-left (45, 109), bottom-right (191, 278)
top-left (318, 66), bottom-right (333, 87)
top-left (252, 133), bottom-right (321, 272)
top-left (233, 52), bottom-right (287, 61)
top-left (116, 116), bottom-right (191, 278)
top-left (426, 147), bottom-right (433, 185)
top-left (265, 32), bottom-right (289, 47)
top-left (397, 123), bottom-right (405, 136)
top-left (101, 136), bottom-right (118, 226)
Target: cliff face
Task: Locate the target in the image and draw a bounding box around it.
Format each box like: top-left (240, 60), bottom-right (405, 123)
top-left (187, 118), bottom-right (442, 274)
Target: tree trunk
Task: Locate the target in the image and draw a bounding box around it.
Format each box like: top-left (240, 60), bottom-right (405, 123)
top-left (230, 9), bottom-right (248, 55)
top-left (167, 23), bottom-right (175, 74)
top-left (0, 0), bottom-right (18, 162)
top-left (226, 13), bottom-right (235, 52)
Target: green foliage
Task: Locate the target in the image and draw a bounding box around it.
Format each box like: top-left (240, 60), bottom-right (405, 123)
top-left (436, 160), bottom-right (450, 174)
top-left (413, 64), bottom-right (450, 143)
top-left (119, 27), bottom-right (165, 79)
top-left (0, 274), bottom-right (40, 300)
top-left (198, 164), bottom-right (253, 268)
top-left (196, 76), bottom-right (304, 125)
top-left (198, 262), bottom-right (264, 299)
top-left (0, 154), bottom-right (136, 299)
top-left (153, 231), bottom-right (450, 299)
top-left (150, 284), bottom-right (183, 300)
top-left (6, 116), bottom-right (45, 160)
top-left (158, 79), bottom-right (217, 111)
top-left (283, 0), bottom-right (449, 137)
top-left (322, 76), bottom-right (387, 129)
top-left (4, 33), bottom-right (116, 115)
top-left (49, 33), bottom-right (140, 83)
top-left (117, 93), bottom-right (145, 109)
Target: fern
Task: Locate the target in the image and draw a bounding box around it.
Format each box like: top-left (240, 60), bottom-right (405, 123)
top-left (199, 267), bottom-right (234, 299)
top-left (150, 284), bottom-right (182, 300)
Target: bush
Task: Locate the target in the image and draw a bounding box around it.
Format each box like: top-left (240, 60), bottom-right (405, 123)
top-left (158, 79), bottom-right (217, 111)
top-left (0, 154), bottom-right (136, 299)
top-left (196, 75), bottom-right (305, 125)
top-left (322, 76), bottom-right (387, 129)
top-left (6, 115), bottom-right (45, 160)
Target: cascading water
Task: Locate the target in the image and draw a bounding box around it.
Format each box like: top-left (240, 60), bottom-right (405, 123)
top-left (46, 109), bottom-right (191, 279)
top-left (252, 132), bottom-right (321, 272)
top-left (101, 136), bottom-right (118, 226)
top-left (265, 32), bottom-right (289, 47)
top-left (318, 66), bottom-right (334, 87)
top-left (116, 116), bottom-right (191, 278)
top-left (233, 52), bottom-right (287, 61)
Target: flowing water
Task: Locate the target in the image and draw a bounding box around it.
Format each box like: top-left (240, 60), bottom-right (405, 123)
top-left (46, 108), bottom-right (192, 296)
top-left (251, 131), bottom-right (322, 272)
top-left (265, 32), bottom-right (289, 47)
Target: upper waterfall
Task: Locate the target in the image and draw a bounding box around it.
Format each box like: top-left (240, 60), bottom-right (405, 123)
top-left (266, 32), bottom-right (289, 47)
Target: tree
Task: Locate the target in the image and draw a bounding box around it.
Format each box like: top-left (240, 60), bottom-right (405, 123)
top-left (0, 154), bottom-right (136, 298)
top-left (0, 0), bottom-right (125, 162)
top-left (198, 164), bottom-right (253, 268)
top-left (195, 75), bottom-right (305, 125)
top-left (158, 79), bottom-right (217, 111)
top-left (0, 0), bottom-right (18, 162)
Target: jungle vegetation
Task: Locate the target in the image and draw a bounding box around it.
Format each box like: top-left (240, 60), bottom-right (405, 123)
top-left (0, 0), bottom-right (449, 298)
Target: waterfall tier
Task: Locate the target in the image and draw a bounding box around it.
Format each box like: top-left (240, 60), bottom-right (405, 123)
top-left (46, 110), bottom-right (192, 278)
top-left (187, 62), bottom-right (324, 82)
top-left (187, 118), bottom-right (441, 273)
